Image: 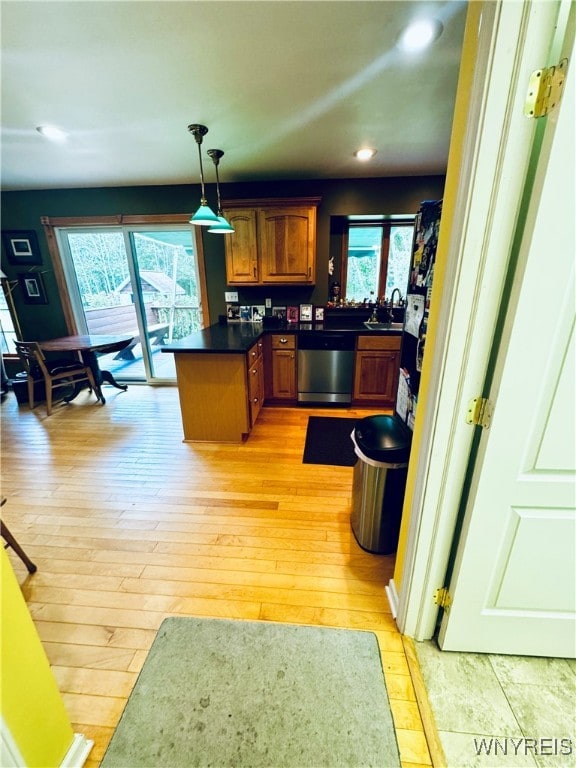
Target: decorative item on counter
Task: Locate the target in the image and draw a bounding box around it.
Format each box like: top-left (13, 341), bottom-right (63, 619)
top-left (240, 305), bottom-right (251, 322)
top-left (329, 281), bottom-right (341, 303)
top-left (299, 304), bottom-right (313, 322)
top-left (314, 306), bottom-right (325, 323)
top-left (226, 302), bottom-right (240, 322)
top-left (251, 305), bottom-right (265, 322)
top-left (272, 306), bottom-right (286, 321)
top-left (287, 306), bottom-right (299, 323)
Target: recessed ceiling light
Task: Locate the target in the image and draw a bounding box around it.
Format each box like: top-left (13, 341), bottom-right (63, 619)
top-left (36, 124), bottom-right (69, 142)
top-left (355, 148), bottom-right (377, 161)
top-left (397, 18), bottom-right (443, 53)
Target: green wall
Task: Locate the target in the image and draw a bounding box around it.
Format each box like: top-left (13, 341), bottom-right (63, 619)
top-left (1, 176), bottom-right (444, 342)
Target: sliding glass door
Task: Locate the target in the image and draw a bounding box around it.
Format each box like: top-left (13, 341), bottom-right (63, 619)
top-left (56, 226), bottom-right (205, 382)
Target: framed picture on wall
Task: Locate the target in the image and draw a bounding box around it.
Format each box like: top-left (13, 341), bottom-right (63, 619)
top-left (2, 230), bottom-right (42, 266)
top-left (18, 272), bottom-right (48, 304)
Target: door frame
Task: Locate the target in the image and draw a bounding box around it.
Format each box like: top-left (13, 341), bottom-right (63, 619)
top-left (42, 213), bottom-right (209, 336)
top-left (394, 0), bottom-right (567, 639)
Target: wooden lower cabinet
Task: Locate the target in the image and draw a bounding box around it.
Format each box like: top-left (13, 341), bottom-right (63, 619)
top-left (353, 335), bottom-right (401, 406)
top-left (173, 339), bottom-right (265, 442)
top-left (247, 343), bottom-right (265, 426)
top-left (269, 334), bottom-right (297, 401)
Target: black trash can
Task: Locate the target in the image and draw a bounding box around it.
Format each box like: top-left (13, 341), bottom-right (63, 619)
top-left (350, 415), bottom-right (412, 554)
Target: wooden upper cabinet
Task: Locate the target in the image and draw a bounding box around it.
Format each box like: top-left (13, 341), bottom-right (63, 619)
top-left (225, 209), bottom-right (259, 284)
top-left (223, 198), bottom-right (320, 286)
top-left (259, 207), bottom-right (316, 284)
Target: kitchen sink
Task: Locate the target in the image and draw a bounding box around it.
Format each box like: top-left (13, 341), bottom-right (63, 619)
top-left (363, 322), bottom-right (403, 331)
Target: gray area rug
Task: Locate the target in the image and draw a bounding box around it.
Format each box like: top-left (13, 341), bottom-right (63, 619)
top-left (101, 617), bottom-right (400, 768)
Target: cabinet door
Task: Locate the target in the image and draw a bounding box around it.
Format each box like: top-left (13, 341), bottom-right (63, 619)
top-left (353, 350), bottom-right (400, 405)
top-left (224, 209), bottom-right (259, 284)
top-left (259, 207), bottom-right (316, 284)
top-left (271, 349), bottom-right (297, 400)
top-left (248, 357), bottom-right (264, 426)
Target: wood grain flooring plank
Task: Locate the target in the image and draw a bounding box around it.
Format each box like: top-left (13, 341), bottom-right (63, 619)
top-left (0, 389), bottom-right (431, 768)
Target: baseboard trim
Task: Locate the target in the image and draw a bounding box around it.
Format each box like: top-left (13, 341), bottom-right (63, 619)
top-left (385, 578), bottom-right (399, 619)
top-left (60, 733), bottom-right (94, 768)
top-left (402, 636), bottom-right (446, 768)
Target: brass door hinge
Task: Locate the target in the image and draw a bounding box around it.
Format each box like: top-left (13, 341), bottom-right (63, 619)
top-left (466, 397), bottom-right (493, 428)
top-left (434, 587), bottom-right (452, 612)
top-left (525, 58), bottom-right (568, 118)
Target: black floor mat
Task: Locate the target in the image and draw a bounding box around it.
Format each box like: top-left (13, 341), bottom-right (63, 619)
top-left (302, 416), bottom-right (359, 466)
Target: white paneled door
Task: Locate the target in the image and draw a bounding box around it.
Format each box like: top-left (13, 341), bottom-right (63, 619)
top-left (439, 27), bottom-right (575, 657)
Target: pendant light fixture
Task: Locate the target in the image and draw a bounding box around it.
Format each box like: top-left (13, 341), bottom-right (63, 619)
top-left (188, 124), bottom-right (220, 226)
top-left (206, 149), bottom-right (235, 234)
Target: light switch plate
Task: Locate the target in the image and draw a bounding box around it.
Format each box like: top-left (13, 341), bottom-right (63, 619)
top-left (225, 291), bottom-right (238, 302)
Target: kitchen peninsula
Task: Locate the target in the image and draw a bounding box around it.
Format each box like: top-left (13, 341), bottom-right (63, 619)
top-left (163, 319), bottom-right (402, 443)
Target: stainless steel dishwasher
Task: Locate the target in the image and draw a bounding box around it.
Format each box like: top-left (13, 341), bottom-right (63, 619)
top-left (297, 332), bottom-right (355, 404)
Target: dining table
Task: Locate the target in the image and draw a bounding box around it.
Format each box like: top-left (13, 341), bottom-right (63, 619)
top-left (39, 334), bottom-right (134, 404)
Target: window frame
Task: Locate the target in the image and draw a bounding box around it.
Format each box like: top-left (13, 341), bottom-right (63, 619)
top-left (41, 214), bottom-right (210, 334)
top-left (341, 217), bottom-right (415, 303)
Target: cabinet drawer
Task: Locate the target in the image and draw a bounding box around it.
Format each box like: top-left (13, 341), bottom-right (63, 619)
top-left (271, 334), bottom-right (296, 350)
top-left (247, 339), bottom-right (264, 363)
top-left (356, 335), bottom-right (401, 351)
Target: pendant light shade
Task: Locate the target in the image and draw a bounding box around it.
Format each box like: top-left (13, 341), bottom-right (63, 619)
top-left (206, 149), bottom-right (235, 234)
top-left (188, 124), bottom-right (220, 226)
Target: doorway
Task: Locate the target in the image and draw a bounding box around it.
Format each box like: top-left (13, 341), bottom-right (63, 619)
top-left (56, 225), bottom-right (205, 383)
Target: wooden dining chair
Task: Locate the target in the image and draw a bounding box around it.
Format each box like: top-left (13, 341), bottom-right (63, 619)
top-left (14, 340), bottom-right (100, 416)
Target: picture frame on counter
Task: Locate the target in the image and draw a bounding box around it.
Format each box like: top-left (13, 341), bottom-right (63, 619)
top-left (240, 305), bottom-right (252, 322)
top-left (299, 304), bottom-right (313, 322)
top-left (251, 305), bottom-right (265, 322)
top-left (226, 302), bottom-right (240, 322)
top-left (272, 306), bottom-right (286, 320)
top-left (314, 306), bottom-right (325, 323)
top-left (287, 306), bottom-right (299, 323)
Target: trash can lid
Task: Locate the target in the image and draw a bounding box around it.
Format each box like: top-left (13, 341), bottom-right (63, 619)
top-left (354, 415), bottom-right (412, 463)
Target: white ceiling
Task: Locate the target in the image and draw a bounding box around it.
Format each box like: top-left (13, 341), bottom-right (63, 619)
top-left (0, 1), bottom-right (467, 191)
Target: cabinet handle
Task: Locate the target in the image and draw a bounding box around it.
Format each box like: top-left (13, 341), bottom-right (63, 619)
top-left (279, 337), bottom-right (288, 344)
top-left (252, 369), bottom-right (258, 375)
top-left (252, 397), bottom-right (259, 404)
top-left (253, 266), bottom-right (257, 277)
top-left (308, 266), bottom-right (311, 278)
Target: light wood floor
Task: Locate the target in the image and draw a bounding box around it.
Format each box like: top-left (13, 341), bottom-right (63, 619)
top-left (1, 385), bottom-right (432, 768)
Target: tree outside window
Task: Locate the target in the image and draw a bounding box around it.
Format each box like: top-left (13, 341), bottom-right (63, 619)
top-left (343, 221), bottom-right (414, 303)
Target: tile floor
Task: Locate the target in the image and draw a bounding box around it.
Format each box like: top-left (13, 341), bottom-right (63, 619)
top-left (413, 640), bottom-right (576, 768)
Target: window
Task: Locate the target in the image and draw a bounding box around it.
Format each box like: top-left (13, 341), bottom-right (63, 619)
top-left (0, 280), bottom-right (20, 355)
top-left (343, 220), bottom-right (414, 303)
top-left (42, 215), bottom-right (209, 383)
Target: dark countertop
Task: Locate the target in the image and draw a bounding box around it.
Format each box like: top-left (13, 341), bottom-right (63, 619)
top-left (162, 321), bottom-right (402, 354)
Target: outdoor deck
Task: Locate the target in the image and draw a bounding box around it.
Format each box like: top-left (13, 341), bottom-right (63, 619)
top-left (98, 346), bottom-right (176, 382)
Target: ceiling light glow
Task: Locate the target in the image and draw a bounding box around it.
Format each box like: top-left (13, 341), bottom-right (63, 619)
top-left (36, 125), bottom-right (69, 142)
top-left (355, 148), bottom-right (377, 161)
top-left (398, 18), bottom-right (443, 53)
